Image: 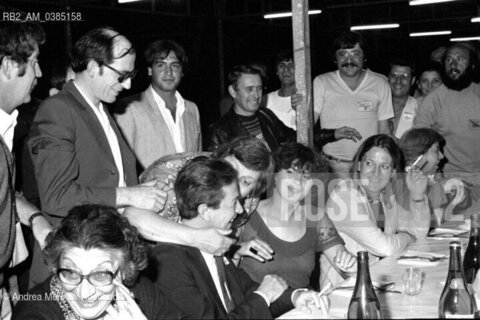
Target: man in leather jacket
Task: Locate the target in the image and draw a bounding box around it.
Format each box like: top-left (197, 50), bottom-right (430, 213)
top-left (207, 64), bottom-right (357, 153)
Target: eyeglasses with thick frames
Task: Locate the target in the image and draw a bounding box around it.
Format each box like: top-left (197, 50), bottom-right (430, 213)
top-left (103, 64), bottom-right (137, 83)
top-left (57, 268), bottom-right (120, 287)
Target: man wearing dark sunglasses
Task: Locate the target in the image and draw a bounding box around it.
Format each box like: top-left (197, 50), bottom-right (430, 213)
top-left (27, 27), bottom-right (168, 288)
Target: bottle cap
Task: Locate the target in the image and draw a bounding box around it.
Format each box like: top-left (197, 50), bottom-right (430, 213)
top-left (357, 251), bottom-right (369, 260)
top-left (449, 241), bottom-right (461, 248)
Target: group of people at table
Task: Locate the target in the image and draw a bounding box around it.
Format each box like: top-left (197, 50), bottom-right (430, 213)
top-left (1, 19), bottom-right (479, 320)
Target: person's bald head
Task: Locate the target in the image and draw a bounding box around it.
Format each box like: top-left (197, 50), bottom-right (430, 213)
top-left (71, 27), bottom-right (135, 73)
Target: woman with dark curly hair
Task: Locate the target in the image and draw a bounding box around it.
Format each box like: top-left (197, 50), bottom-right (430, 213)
top-left (236, 143), bottom-right (356, 290)
top-left (13, 204), bottom-right (182, 320)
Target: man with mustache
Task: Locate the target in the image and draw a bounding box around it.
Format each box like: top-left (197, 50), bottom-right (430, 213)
top-left (415, 43), bottom-right (480, 176)
top-left (313, 31), bottom-right (393, 179)
top-left (207, 64), bottom-right (295, 152)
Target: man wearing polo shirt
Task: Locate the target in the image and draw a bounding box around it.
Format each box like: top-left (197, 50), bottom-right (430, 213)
top-left (313, 31), bottom-right (393, 178)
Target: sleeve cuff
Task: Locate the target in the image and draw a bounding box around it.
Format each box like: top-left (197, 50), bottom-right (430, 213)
top-left (291, 288), bottom-right (308, 305)
top-left (253, 291), bottom-right (270, 307)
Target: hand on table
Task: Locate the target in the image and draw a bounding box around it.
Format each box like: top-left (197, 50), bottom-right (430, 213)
top-left (234, 237), bottom-right (273, 262)
top-left (293, 290), bottom-right (329, 315)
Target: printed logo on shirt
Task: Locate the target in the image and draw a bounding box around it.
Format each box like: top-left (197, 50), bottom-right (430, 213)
top-left (403, 112), bottom-right (414, 120)
top-left (357, 101), bottom-right (374, 112)
top-left (468, 119), bottom-right (480, 130)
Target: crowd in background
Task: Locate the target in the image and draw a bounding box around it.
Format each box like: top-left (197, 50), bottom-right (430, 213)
top-left (1, 20), bottom-right (480, 320)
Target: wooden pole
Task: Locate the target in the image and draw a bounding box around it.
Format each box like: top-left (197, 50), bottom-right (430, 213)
top-left (291, 0), bottom-right (313, 147)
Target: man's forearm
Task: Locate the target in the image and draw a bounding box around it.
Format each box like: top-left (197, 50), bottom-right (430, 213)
top-left (123, 207), bottom-right (194, 245)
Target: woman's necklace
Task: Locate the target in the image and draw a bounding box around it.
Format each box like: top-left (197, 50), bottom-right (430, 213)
top-left (366, 191), bottom-right (385, 206)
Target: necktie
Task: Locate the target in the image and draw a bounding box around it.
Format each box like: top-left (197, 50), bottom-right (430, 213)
top-left (214, 256), bottom-right (235, 313)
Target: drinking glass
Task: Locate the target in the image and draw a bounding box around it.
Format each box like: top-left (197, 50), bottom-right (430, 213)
top-left (402, 267), bottom-right (422, 296)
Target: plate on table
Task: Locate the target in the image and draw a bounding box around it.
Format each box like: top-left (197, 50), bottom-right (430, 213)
top-left (397, 250), bottom-right (447, 266)
top-left (428, 228), bottom-right (469, 239)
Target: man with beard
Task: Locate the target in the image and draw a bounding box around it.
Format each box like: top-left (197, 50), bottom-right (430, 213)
top-left (312, 31), bottom-right (393, 179)
top-left (415, 43), bottom-right (480, 175)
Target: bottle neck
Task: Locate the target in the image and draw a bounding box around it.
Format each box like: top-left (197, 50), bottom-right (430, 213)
top-left (448, 245), bottom-right (465, 280)
top-left (354, 252), bottom-right (376, 296)
top-left (470, 215), bottom-right (480, 237)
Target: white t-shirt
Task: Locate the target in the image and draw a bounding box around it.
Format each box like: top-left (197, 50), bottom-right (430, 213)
top-left (266, 90), bottom-right (296, 130)
top-left (394, 96), bottom-right (417, 139)
top-left (313, 69), bottom-right (394, 160)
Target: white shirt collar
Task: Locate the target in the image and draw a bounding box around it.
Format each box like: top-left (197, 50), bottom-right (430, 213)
top-left (150, 85), bottom-right (185, 116)
top-left (0, 108), bottom-right (19, 151)
top-left (149, 85), bottom-right (186, 152)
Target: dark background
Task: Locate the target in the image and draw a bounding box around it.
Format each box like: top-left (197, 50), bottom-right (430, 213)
top-left (2, 0), bottom-right (479, 131)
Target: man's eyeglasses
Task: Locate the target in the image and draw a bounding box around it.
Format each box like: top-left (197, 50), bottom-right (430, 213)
top-left (336, 50), bottom-right (364, 60)
top-left (57, 268), bottom-right (119, 287)
top-left (389, 73), bottom-right (411, 82)
top-left (103, 64), bottom-right (137, 83)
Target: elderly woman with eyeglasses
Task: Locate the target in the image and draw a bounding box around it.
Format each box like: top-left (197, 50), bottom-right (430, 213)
top-left (13, 204), bottom-right (182, 320)
top-left (326, 134), bottom-right (430, 266)
top-left (234, 143), bottom-right (356, 290)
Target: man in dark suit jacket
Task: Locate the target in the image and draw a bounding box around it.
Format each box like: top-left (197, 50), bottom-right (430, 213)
top-left (26, 27), bottom-right (167, 287)
top-left (148, 157), bottom-right (328, 319)
top-left (0, 22), bottom-right (52, 316)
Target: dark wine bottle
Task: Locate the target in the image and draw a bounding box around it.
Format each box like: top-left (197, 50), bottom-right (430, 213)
top-left (439, 241), bottom-right (475, 318)
top-left (464, 213), bottom-right (480, 285)
top-left (347, 251), bottom-right (383, 319)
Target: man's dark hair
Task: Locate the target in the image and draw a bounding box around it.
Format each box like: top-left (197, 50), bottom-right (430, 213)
top-left (0, 22), bottom-right (45, 76)
top-left (331, 31), bottom-right (368, 60)
top-left (71, 27), bottom-right (135, 73)
top-left (49, 61), bottom-right (71, 90)
top-left (144, 39), bottom-right (188, 70)
top-left (275, 49), bottom-right (293, 67)
top-left (388, 57), bottom-right (416, 75)
top-left (175, 156), bottom-right (237, 220)
top-left (228, 64), bottom-right (262, 90)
